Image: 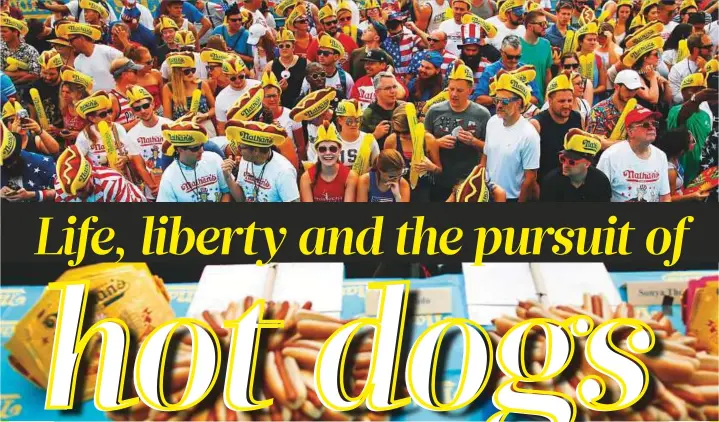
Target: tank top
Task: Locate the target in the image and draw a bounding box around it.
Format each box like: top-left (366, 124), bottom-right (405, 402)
top-left (143, 83), bottom-right (162, 109)
top-left (308, 164), bottom-right (350, 202)
top-left (426, 0), bottom-right (449, 33)
top-left (111, 89), bottom-right (136, 126)
top-left (368, 170), bottom-right (396, 202)
top-left (272, 56), bottom-right (307, 109)
top-left (171, 82), bottom-right (209, 119)
top-left (535, 110), bottom-right (582, 184)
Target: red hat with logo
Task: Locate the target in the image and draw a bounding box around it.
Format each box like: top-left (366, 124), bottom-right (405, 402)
top-left (624, 108), bottom-right (662, 127)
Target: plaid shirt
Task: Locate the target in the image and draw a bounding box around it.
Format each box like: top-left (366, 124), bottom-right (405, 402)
top-left (55, 165), bottom-right (147, 202)
top-left (0, 41), bottom-right (40, 76)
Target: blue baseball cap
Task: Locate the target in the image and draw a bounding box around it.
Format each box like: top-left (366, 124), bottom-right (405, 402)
top-left (423, 51), bottom-right (443, 69)
top-left (122, 6), bottom-right (141, 19)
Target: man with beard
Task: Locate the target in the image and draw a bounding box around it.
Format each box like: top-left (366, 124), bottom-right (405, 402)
top-left (24, 50), bottom-right (64, 138)
top-left (668, 33), bottom-right (714, 104)
top-left (587, 70), bottom-right (645, 146)
top-left (521, 10), bottom-right (552, 103)
top-left (407, 51), bottom-right (444, 111)
top-left (487, 0), bottom-right (526, 50)
top-left (306, 4), bottom-right (358, 72)
top-left (408, 30), bottom-right (458, 78)
top-left (446, 23), bottom-right (500, 85)
top-left (530, 74), bottom-right (582, 183)
top-left (0, 122), bottom-right (56, 202)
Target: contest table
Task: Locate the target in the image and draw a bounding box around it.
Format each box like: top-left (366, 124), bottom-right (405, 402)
top-left (0, 269), bottom-right (715, 421)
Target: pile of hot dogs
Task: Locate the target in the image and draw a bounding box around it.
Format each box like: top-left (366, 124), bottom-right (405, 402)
top-left (491, 294), bottom-right (719, 421)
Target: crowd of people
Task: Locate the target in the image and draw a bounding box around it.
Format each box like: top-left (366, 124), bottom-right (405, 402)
top-left (0, 0), bottom-right (717, 202)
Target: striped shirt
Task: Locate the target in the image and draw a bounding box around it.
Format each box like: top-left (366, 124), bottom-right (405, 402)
top-left (55, 165), bottom-right (147, 202)
top-left (381, 27), bottom-right (421, 76)
top-left (111, 89), bottom-right (137, 126)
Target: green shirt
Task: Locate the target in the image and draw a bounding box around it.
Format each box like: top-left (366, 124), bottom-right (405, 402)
top-left (520, 37), bottom-right (553, 105)
top-left (667, 103), bottom-right (713, 183)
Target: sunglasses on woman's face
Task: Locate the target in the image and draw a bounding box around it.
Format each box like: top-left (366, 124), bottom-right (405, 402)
top-left (183, 68), bottom-right (196, 75)
top-left (183, 145), bottom-right (203, 152)
top-left (339, 16), bottom-right (352, 22)
top-left (563, 63), bottom-right (579, 69)
top-left (318, 145), bottom-right (339, 153)
top-left (132, 103), bottom-right (152, 112)
top-left (309, 71), bottom-right (327, 80)
top-left (90, 110), bottom-right (111, 118)
top-left (229, 74), bottom-right (246, 81)
top-left (344, 117), bottom-right (361, 125)
top-left (492, 97), bottom-right (520, 106)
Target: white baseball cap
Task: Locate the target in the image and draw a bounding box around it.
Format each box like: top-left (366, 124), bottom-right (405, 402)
top-left (247, 24), bottom-right (267, 45)
top-left (615, 69), bottom-right (643, 90)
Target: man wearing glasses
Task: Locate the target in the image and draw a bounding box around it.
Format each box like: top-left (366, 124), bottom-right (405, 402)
top-left (303, 34), bottom-right (355, 98)
top-left (521, 10), bottom-right (552, 104)
top-left (64, 22), bottom-right (123, 92)
top-left (307, 5), bottom-right (358, 72)
top-left (668, 33), bottom-right (714, 104)
top-left (215, 57), bottom-right (260, 135)
top-left (487, 0), bottom-right (526, 50)
top-left (597, 108), bottom-right (671, 202)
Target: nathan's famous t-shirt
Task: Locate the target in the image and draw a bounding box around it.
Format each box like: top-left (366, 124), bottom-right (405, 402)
top-left (156, 152), bottom-right (229, 202)
top-left (307, 131), bottom-right (380, 167)
top-left (236, 152), bottom-right (299, 202)
top-left (127, 116), bottom-right (173, 199)
top-left (597, 141), bottom-right (670, 202)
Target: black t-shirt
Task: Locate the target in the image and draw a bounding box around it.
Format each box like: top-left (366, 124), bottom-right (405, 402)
top-left (540, 166), bottom-right (611, 202)
top-left (533, 109), bottom-right (582, 184)
top-left (23, 80), bottom-right (63, 129)
top-left (272, 56), bottom-right (307, 109)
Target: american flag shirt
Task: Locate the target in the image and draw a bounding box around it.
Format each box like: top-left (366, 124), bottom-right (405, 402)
top-left (381, 27), bottom-right (420, 76)
top-left (55, 165), bottom-right (147, 202)
top-left (1, 151), bottom-right (55, 200)
top-left (408, 49), bottom-right (458, 78)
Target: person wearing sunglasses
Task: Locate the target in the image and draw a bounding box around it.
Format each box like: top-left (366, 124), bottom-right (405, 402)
top-left (108, 57), bottom-right (144, 131)
top-left (380, 12), bottom-right (429, 80)
top-left (160, 30), bottom-right (210, 81)
top-left (261, 70), bottom-right (306, 163)
top-left (74, 91), bottom-right (154, 192)
top-left (215, 56), bottom-right (260, 135)
top-left (350, 49), bottom-right (407, 109)
top-left (316, 99), bottom-right (379, 168)
top-left (61, 22), bottom-right (123, 93)
top-left (559, 53), bottom-right (594, 104)
top-left (356, 148), bottom-right (410, 201)
top-left (157, 116), bottom-right (231, 202)
top-left (303, 33), bottom-right (355, 98)
top-left (125, 46), bottom-right (164, 115)
top-left (487, 0), bottom-right (526, 50)
top-left (125, 85), bottom-right (170, 200)
top-left (336, 0), bottom-right (362, 46)
top-left (521, 10), bottom-right (552, 103)
top-left (265, 29), bottom-right (307, 109)
top-left (306, 4), bottom-right (358, 72)
top-left (540, 130), bottom-right (610, 202)
top-left (597, 108), bottom-right (671, 202)
top-left (350, 20), bottom-right (393, 79)
top-left (474, 35), bottom-right (539, 108)
top-left (1, 102), bottom-right (59, 155)
top-left (300, 121), bottom-right (358, 202)
top-left (438, 0), bottom-right (472, 55)
top-left (668, 32), bottom-right (714, 104)
top-left (162, 52), bottom-right (216, 137)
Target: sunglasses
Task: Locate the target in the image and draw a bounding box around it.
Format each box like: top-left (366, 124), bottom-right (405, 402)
top-left (90, 110), bottom-right (111, 118)
top-left (229, 74), bottom-right (246, 81)
top-left (228, 17), bottom-right (242, 22)
top-left (309, 71), bottom-right (327, 80)
top-left (511, 7), bottom-right (524, 15)
top-left (563, 63), bottom-right (579, 69)
top-left (558, 153), bottom-right (588, 165)
top-left (339, 16), bottom-right (352, 22)
top-left (317, 145), bottom-right (339, 153)
top-left (182, 145), bottom-right (203, 152)
top-left (279, 43), bottom-right (293, 49)
top-left (294, 19), bottom-right (308, 24)
top-left (317, 50), bottom-right (335, 56)
top-left (323, 19), bottom-right (338, 25)
top-left (503, 52), bottom-right (521, 60)
top-left (344, 117), bottom-right (361, 125)
top-left (132, 103), bottom-right (152, 112)
top-left (530, 21), bottom-right (548, 27)
top-left (183, 68), bottom-right (196, 75)
top-left (700, 44), bottom-right (714, 49)
top-left (492, 97), bottom-right (520, 105)
top-left (632, 120), bottom-right (659, 129)
top-left (427, 37), bottom-right (440, 42)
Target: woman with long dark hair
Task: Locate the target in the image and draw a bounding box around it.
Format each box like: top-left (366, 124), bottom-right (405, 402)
top-left (614, 0), bottom-right (634, 44)
top-left (356, 149), bottom-right (410, 202)
top-left (654, 128), bottom-right (710, 201)
top-left (662, 23), bottom-right (692, 70)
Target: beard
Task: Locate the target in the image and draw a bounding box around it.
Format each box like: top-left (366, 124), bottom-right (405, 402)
top-left (460, 52), bottom-right (482, 70)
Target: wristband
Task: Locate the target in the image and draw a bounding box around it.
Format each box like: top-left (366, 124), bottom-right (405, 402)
top-left (35, 190), bottom-right (42, 202)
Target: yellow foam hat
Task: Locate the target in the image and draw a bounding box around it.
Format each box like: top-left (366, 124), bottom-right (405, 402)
top-left (364, 0), bottom-right (380, 9)
top-left (227, 86), bottom-right (264, 121)
top-left (318, 33), bottom-right (344, 55)
top-left (679, 0), bottom-right (697, 12)
top-left (640, 0), bottom-right (659, 13)
top-left (56, 22), bottom-right (102, 41)
top-left (0, 121), bottom-right (17, 166)
top-left (499, 0), bottom-right (523, 20)
top-left (546, 73), bottom-right (574, 95)
top-left (2, 101), bottom-right (24, 120)
top-left (337, 0), bottom-right (352, 13)
top-left (5, 57), bottom-right (28, 72)
top-left (318, 3), bottom-right (336, 21)
top-left (290, 87), bottom-right (337, 121)
top-left (625, 21), bottom-right (663, 48)
top-left (576, 21), bottom-right (598, 39)
top-left (422, 89), bottom-right (449, 114)
top-left (166, 52), bottom-right (195, 68)
top-left (175, 30), bottom-right (196, 47)
top-left (495, 73), bottom-right (531, 106)
top-left (1, 13), bottom-right (27, 36)
top-left (162, 114), bottom-right (208, 155)
top-left (200, 48), bottom-right (230, 64)
top-left (277, 28), bottom-right (296, 43)
top-left (705, 58), bottom-right (719, 74)
top-left (448, 60), bottom-right (474, 83)
top-left (262, 70), bottom-right (282, 91)
top-left (597, 8), bottom-right (613, 25)
top-left (75, 90), bottom-right (112, 119)
top-left (315, 121), bottom-right (341, 146)
top-left (225, 120), bottom-right (287, 148)
top-left (158, 15), bottom-right (178, 31)
top-left (681, 73), bottom-right (705, 90)
top-left (629, 14), bottom-right (646, 31)
top-left (274, 0), bottom-right (295, 16)
top-left (126, 85), bottom-right (153, 105)
top-left (617, 0), bottom-right (633, 7)
top-left (622, 36), bottom-right (664, 67)
top-left (461, 14), bottom-right (497, 38)
top-left (286, 4), bottom-right (306, 28)
top-left (39, 50), bottom-right (64, 70)
top-left (60, 66), bottom-right (93, 91)
top-left (524, 1), bottom-right (541, 12)
top-left (56, 145), bottom-right (92, 195)
top-left (578, 6), bottom-right (596, 27)
top-left (336, 99), bottom-right (363, 117)
top-left (79, 0), bottom-right (109, 19)
top-left (222, 56), bottom-right (246, 74)
top-left (563, 129), bottom-right (601, 156)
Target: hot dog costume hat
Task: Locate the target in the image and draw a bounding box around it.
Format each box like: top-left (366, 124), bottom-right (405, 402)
top-left (456, 166), bottom-right (492, 202)
top-left (225, 120), bottom-right (287, 148)
top-left (498, 0), bottom-right (522, 21)
top-left (56, 145), bottom-right (92, 195)
top-left (158, 15), bottom-right (179, 31)
top-left (75, 90), bottom-right (112, 119)
top-left (629, 14), bottom-right (646, 32)
top-left (226, 85), bottom-right (265, 121)
top-left (494, 72), bottom-right (532, 107)
top-left (285, 4), bottom-right (306, 29)
top-left (39, 50), bottom-right (64, 71)
top-left (563, 129), bottom-right (602, 158)
top-left (161, 114), bottom-right (208, 156)
top-left (489, 65), bottom-right (536, 98)
top-left (166, 52), bottom-right (195, 68)
top-left (622, 36), bottom-right (664, 67)
top-left (290, 87), bottom-right (337, 122)
top-left (624, 21), bottom-right (663, 48)
top-left (0, 121), bottom-right (18, 166)
top-left (335, 99), bottom-right (363, 117)
top-left (2, 101), bottom-right (25, 120)
top-left (200, 48), bottom-right (230, 64)
top-left (274, 0), bottom-right (295, 16)
top-left (318, 33), bottom-right (345, 56)
top-left (364, 0), bottom-right (380, 9)
top-left (461, 14), bottom-right (498, 38)
top-left (276, 28), bottom-right (296, 43)
top-left (60, 66), bottom-right (94, 91)
top-left (262, 70), bottom-right (282, 91)
top-left (174, 30), bottom-right (196, 48)
top-left (318, 3), bottom-right (336, 21)
top-left (337, 0), bottom-right (352, 14)
top-left (126, 85), bottom-right (154, 105)
top-left (315, 121), bottom-right (342, 146)
top-left (546, 73), bottom-right (574, 95)
top-left (79, 0), bottom-right (109, 19)
top-left (222, 55), bottom-right (247, 74)
top-left (56, 22), bottom-right (102, 41)
top-left (1, 13), bottom-right (28, 36)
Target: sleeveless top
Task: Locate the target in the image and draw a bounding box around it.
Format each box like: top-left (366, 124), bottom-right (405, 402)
top-left (171, 82), bottom-right (209, 119)
top-left (272, 56), bottom-right (307, 109)
top-left (308, 164), bottom-right (350, 202)
top-left (669, 160), bottom-right (684, 193)
top-left (535, 110), bottom-right (582, 184)
top-left (368, 170), bottom-right (396, 202)
top-left (426, 0), bottom-right (449, 33)
top-left (143, 83), bottom-right (162, 109)
top-left (395, 136), bottom-right (434, 194)
top-left (110, 89), bottom-right (136, 126)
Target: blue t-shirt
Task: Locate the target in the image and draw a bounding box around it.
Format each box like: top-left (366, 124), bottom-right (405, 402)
top-left (211, 25), bottom-right (251, 55)
top-left (109, 21), bottom-right (158, 56)
top-left (472, 60), bottom-right (541, 110)
top-left (544, 23), bottom-right (576, 49)
top-left (0, 71), bottom-right (16, 105)
top-left (153, 1), bottom-right (204, 21)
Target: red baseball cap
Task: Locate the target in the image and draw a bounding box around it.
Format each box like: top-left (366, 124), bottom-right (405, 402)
top-left (624, 108), bottom-right (662, 127)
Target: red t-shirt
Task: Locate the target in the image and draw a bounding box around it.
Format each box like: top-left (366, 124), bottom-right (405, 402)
top-left (306, 33), bottom-right (358, 72)
top-left (349, 75), bottom-right (408, 108)
top-left (308, 164), bottom-right (350, 202)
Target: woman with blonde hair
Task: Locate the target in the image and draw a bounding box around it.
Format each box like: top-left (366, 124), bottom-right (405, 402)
top-left (300, 121), bottom-right (358, 202)
top-left (125, 45), bottom-right (164, 115)
top-left (58, 67), bottom-right (92, 146)
top-left (161, 52), bottom-right (216, 137)
top-left (356, 149), bottom-right (410, 202)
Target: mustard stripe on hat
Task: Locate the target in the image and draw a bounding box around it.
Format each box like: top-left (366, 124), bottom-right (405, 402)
top-left (166, 52), bottom-right (195, 68)
top-left (79, 0), bottom-right (108, 19)
top-left (563, 129), bottom-right (601, 156)
top-left (222, 56), bottom-right (246, 74)
top-left (0, 121), bottom-right (17, 165)
top-left (227, 86), bottom-right (264, 121)
top-left (290, 88), bottom-right (337, 122)
top-left (546, 73), bottom-right (574, 95)
top-left (75, 91), bottom-right (112, 119)
top-left (1, 13), bottom-right (28, 36)
top-left (39, 50), bottom-right (64, 70)
top-left (315, 121), bottom-right (341, 146)
top-left (200, 48), bottom-right (230, 64)
top-left (622, 36), bottom-right (664, 67)
top-left (456, 166), bottom-right (491, 202)
top-left (336, 99), bottom-right (363, 117)
top-left (161, 114), bottom-right (208, 155)
top-left (56, 145), bottom-right (93, 195)
top-left (56, 22), bottom-right (102, 41)
top-left (60, 67), bottom-right (93, 91)
top-left (126, 85), bottom-right (153, 105)
top-left (225, 121), bottom-right (287, 148)
top-left (495, 73), bottom-right (531, 106)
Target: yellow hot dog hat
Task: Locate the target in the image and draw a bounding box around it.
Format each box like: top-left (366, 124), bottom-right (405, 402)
top-left (275, 0), bottom-right (296, 16)
top-left (624, 20), bottom-right (663, 48)
top-left (562, 128), bottom-right (602, 157)
top-left (448, 59), bottom-right (475, 83)
top-left (337, 0), bottom-right (352, 14)
top-left (200, 48), bottom-right (230, 64)
top-left (166, 51), bottom-right (195, 68)
top-left (56, 145), bottom-right (92, 195)
top-left (226, 85), bottom-right (265, 121)
top-left (315, 121), bottom-right (341, 146)
top-left (318, 33), bottom-right (344, 56)
top-left (1, 13), bottom-right (27, 36)
top-left (126, 85), bottom-right (154, 105)
top-left (60, 66), bottom-right (94, 91)
top-left (225, 120), bottom-right (288, 148)
top-left (0, 120), bottom-right (18, 165)
top-left (39, 50), bottom-right (64, 70)
top-left (222, 55), bottom-right (247, 74)
top-left (629, 14), bottom-right (646, 31)
top-left (499, 0), bottom-right (523, 21)
top-left (2, 101), bottom-right (25, 120)
top-left (276, 28), bottom-right (296, 43)
top-left (79, 0), bottom-right (109, 19)
top-left (285, 4), bottom-right (306, 29)
top-left (290, 87), bottom-right (337, 122)
top-left (494, 72), bottom-right (531, 106)
top-left (262, 70), bottom-right (282, 91)
top-left (680, 73), bottom-right (705, 90)
top-left (422, 89), bottom-right (449, 114)
top-left (75, 90), bottom-right (112, 119)
top-left (318, 3), bottom-right (336, 21)
top-left (158, 15), bottom-right (179, 31)
top-left (56, 22), bottom-right (102, 41)
top-left (174, 29), bottom-right (196, 47)
top-left (622, 35), bottom-right (664, 67)
top-left (546, 73), bottom-right (574, 95)
top-left (705, 58), bottom-right (718, 75)
top-left (679, 0), bottom-right (697, 12)
top-left (335, 99), bottom-right (363, 117)
top-left (161, 114), bottom-right (208, 155)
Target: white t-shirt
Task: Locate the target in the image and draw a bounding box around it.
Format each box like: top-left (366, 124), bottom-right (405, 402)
top-left (214, 79), bottom-right (262, 122)
top-left (121, 4), bottom-right (154, 30)
top-left (65, 0), bottom-right (118, 23)
top-left (661, 21), bottom-right (678, 41)
top-left (597, 141), bottom-right (670, 202)
top-left (74, 45), bottom-right (123, 93)
top-left (483, 115), bottom-right (540, 199)
top-left (300, 70), bottom-right (355, 99)
top-left (157, 152), bottom-right (229, 202)
top-left (75, 123), bottom-right (141, 167)
top-left (425, 0), bottom-right (449, 33)
top-left (307, 131), bottom-right (380, 167)
top-left (439, 19), bottom-right (463, 56)
top-left (236, 152), bottom-right (299, 202)
top-left (276, 107), bottom-right (302, 149)
top-left (161, 52), bottom-right (208, 81)
top-left (488, 23), bottom-right (526, 50)
top-left (127, 116), bottom-right (173, 199)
